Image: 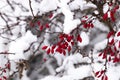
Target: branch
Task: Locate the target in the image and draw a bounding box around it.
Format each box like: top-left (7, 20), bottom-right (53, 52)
top-left (28, 0), bottom-right (35, 18)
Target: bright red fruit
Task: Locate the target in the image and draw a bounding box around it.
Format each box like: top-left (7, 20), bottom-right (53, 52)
top-left (113, 56), bottom-right (119, 63)
top-left (77, 34), bottom-right (82, 42)
top-left (49, 13), bottom-right (53, 18)
top-left (37, 21), bottom-right (41, 25)
top-left (51, 48), bottom-right (54, 53)
top-left (3, 69), bottom-right (6, 73)
top-left (103, 13), bottom-right (108, 20)
top-left (104, 75), bottom-right (108, 80)
top-left (119, 41), bottom-right (120, 48)
top-left (42, 46), bottom-right (48, 50)
top-left (67, 35), bottom-right (73, 42)
top-left (107, 31), bottom-right (114, 38)
top-left (102, 75), bottom-right (108, 80)
top-left (90, 23), bottom-right (94, 28)
top-left (117, 31), bottom-right (120, 36)
top-left (39, 26), bottom-right (44, 31)
top-left (95, 71), bottom-right (100, 76)
top-left (102, 50), bottom-right (107, 59)
top-left (3, 76), bottom-right (7, 80)
top-left (63, 50), bottom-right (66, 55)
top-left (83, 23), bottom-right (88, 28)
top-left (108, 56), bottom-right (111, 62)
top-left (109, 38), bottom-right (114, 45)
top-left (115, 5), bottom-right (119, 10)
top-left (45, 23), bottom-right (50, 28)
top-left (56, 47), bottom-right (62, 53)
top-left (98, 52), bottom-right (103, 57)
top-left (110, 11), bottom-right (115, 22)
top-left (71, 41), bottom-right (74, 45)
top-left (47, 48), bottom-right (51, 54)
top-left (68, 46), bottom-right (71, 52)
top-left (43, 58), bottom-right (47, 62)
top-left (7, 63), bottom-right (10, 70)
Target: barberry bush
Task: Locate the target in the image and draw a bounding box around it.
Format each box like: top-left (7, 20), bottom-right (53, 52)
top-left (0, 0), bottom-right (120, 80)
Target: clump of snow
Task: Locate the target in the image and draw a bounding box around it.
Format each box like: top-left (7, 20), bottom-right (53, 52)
top-left (41, 65), bottom-right (92, 80)
top-left (82, 2), bottom-right (96, 10)
top-left (69, 65), bottom-right (92, 79)
top-left (94, 20), bottom-right (109, 31)
top-left (21, 70), bottom-right (30, 80)
top-left (94, 10), bottom-right (99, 15)
top-left (8, 31), bottom-right (37, 60)
top-left (41, 66), bottom-right (92, 80)
top-left (58, 0), bottom-right (80, 34)
top-left (63, 19), bottom-right (80, 34)
top-left (94, 39), bottom-right (108, 51)
top-left (115, 29), bottom-right (120, 40)
top-left (69, 0), bottom-right (96, 11)
top-left (103, 3), bottom-right (109, 13)
top-left (78, 32), bottom-right (89, 47)
top-left (39, 0), bottom-right (58, 13)
top-left (54, 53), bottom-right (65, 66)
top-left (106, 66), bottom-right (120, 80)
top-left (91, 33), bottom-right (107, 45)
top-left (56, 53), bottom-right (91, 72)
top-left (61, 0), bottom-right (96, 34)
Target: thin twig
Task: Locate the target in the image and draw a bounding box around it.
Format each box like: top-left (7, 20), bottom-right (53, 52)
top-left (29, 0), bottom-right (35, 18)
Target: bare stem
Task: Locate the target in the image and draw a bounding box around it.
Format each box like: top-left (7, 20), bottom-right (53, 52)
top-left (29, 0), bottom-right (35, 18)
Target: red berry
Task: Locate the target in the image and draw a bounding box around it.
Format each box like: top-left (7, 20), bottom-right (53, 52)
top-left (95, 71), bottom-right (100, 76)
top-left (47, 48), bottom-right (51, 54)
top-left (110, 11), bottom-right (115, 22)
top-left (115, 5), bottom-right (119, 10)
top-left (45, 23), bottom-right (50, 28)
top-left (37, 21), bottom-right (41, 26)
top-left (103, 13), bottom-right (108, 20)
top-left (117, 31), bottom-right (120, 36)
top-left (39, 26), bottom-right (44, 31)
top-left (68, 46), bottom-right (71, 52)
top-left (42, 46), bottom-right (48, 50)
top-left (77, 34), bottom-right (82, 42)
top-left (83, 23), bottom-right (88, 28)
top-left (107, 31), bottom-right (114, 38)
top-left (49, 13), bottom-right (53, 18)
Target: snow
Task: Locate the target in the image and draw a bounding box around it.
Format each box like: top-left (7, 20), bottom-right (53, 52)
top-left (91, 33), bottom-right (107, 45)
top-left (21, 70), bottom-right (30, 80)
top-left (41, 65), bottom-right (92, 80)
top-left (41, 76), bottom-right (60, 80)
top-left (56, 53), bottom-right (91, 72)
top-left (63, 19), bottom-right (80, 34)
top-left (68, 65), bottom-right (92, 79)
top-left (78, 32), bottom-right (89, 47)
top-left (0, 37), bottom-right (8, 52)
top-left (69, 0), bottom-right (96, 11)
top-left (60, 0), bottom-right (96, 34)
top-left (94, 10), bottom-right (99, 15)
top-left (54, 53), bottom-right (65, 66)
top-left (8, 31), bottom-right (37, 60)
top-left (58, 0), bottom-right (80, 34)
top-left (94, 19), bottom-right (109, 31)
top-left (106, 66), bottom-right (120, 80)
top-left (103, 3), bottom-right (109, 13)
top-left (0, 0), bottom-right (120, 80)
top-left (94, 39), bottom-right (108, 51)
top-left (82, 2), bottom-right (96, 10)
top-left (39, 0), bottom-right (58, 13)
